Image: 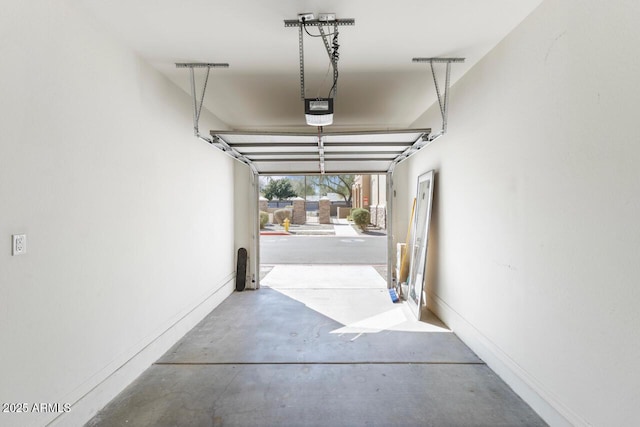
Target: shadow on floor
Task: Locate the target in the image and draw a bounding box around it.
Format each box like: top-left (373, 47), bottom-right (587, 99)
top-left (87, 282), bottom-right (548, 427)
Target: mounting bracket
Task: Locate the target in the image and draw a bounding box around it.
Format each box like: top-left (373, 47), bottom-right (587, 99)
top-left (412, 57), bottom-right (465, 140)
top-left (285, 18), bottom-right (354, 100)
top-left (284, 19), bottom-right (355, 28)
top-left (175, 63), bottom-right (228, 138)
top-left (175, 62), bottom-right (258, 174)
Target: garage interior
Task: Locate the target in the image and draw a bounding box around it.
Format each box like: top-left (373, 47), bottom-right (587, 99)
top-left (2, 1), bottom-right (639, 426)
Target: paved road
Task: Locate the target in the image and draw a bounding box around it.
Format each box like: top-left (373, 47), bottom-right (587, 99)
top-left (260, 235), bottom-right (387, 264)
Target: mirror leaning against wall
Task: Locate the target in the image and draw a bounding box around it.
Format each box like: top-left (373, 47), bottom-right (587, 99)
top-left (406, 170), bottom-right (435, 319)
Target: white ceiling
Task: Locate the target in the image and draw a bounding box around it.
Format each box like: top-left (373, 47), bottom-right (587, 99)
top-left (73, 0), bottom-right (542, 132)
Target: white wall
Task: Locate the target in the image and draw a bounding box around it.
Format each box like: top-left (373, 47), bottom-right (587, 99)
top-left (395, 0), bottom-right (640, 426)
top-left (0, 1), bottom-right (235, 426)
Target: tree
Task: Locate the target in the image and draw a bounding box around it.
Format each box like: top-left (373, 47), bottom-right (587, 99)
top-left (262, 178), bottom-right (298, 201)
top-left (290, 176), bottom-right (316, 199)
top-left (311, 174), bottom-right (355, 204)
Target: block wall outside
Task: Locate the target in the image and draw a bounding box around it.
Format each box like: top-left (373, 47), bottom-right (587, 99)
top-left (292, 198), bottom-right (306, 224)
top-left (319, 198), bottom-right (331, 224)
top-left (337, 207), bottom-right (352, 218)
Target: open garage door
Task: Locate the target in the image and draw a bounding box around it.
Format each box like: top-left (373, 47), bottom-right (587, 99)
top-left (210, 129), bottom-right (430, 175)
top-left (211, 129), bottom-right (431, 291)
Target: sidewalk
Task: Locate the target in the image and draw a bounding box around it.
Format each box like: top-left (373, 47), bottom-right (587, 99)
top-left (331, 218), bottom-right (359, 236)
top-left (260, 223), bottom-right (335, 236)
top-left (261, 218), bottom-right (383, 237)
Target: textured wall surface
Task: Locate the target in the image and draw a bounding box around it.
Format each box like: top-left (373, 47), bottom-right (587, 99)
top-left (396, 1), bottom-right (640, 425)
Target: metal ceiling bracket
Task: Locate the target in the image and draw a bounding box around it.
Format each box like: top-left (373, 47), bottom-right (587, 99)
top-left (175, 63), bottom-right (231, 68)
top-left (175, 63), bottom-right (229, 138)
top-left (385, 58), bottom-right (464, 172)
top-left (287, 18), bottom-right (353, 100)
top-left (298, 25), bottom-right (305, 99)
top-left (412, 57), bottom-right (465, 140)
top-left (176, 63), bottom-right (258, 174)
top-left (284, 19), bottom-right (355, 27)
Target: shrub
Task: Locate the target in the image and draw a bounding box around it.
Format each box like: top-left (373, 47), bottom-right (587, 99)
top-left (351, 208), bottom-right (370, 231)
top-left (273, 208), bottom-right (292, 225)
top-left (259, 211), bottom-right (269, 229)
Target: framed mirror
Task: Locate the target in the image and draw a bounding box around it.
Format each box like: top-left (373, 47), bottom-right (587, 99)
top-left (406, 170), bottom-right (435, 319)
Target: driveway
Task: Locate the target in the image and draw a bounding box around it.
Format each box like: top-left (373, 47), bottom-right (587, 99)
top-left (260, 235), bottom-right (387, 264)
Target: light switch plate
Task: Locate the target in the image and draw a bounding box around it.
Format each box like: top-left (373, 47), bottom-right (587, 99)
top-left (12, 234), bottom-right (26, 256)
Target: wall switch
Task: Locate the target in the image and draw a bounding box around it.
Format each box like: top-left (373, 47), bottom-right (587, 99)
top-left (12, 234), bottom-right (26, 256)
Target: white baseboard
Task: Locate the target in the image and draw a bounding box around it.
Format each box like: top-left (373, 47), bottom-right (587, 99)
top-left (47, 275), bottom-right (235, 427)
top-left (428, 291), bottom-right (585, 427)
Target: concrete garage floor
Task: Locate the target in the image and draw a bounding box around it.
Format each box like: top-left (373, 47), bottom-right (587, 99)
top-left (87, 266), bottom-right (547, 427)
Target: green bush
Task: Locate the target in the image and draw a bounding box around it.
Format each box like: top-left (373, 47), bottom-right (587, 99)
top-left (273, 208), bottom-right (292, 225)
top-left (259, 211), bottom-right (269, 229)
top-left (351, 208), bottom-right (370, 231)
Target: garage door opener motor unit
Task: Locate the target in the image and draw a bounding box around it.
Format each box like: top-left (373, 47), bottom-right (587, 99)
top-left (305, 98), bottom-right (333, 126)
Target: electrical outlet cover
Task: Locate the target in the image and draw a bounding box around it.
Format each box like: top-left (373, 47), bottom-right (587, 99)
top-left (12, 234), bottom-right (26, 256)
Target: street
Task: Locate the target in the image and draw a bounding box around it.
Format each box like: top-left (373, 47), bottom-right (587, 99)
top-left (260, 235), bottom-right (387, 264)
